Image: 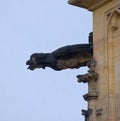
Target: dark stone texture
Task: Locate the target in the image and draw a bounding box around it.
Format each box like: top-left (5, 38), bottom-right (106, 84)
top-left (26, 43), bottom-right (93, 71)
top-left (26, 33), bottom-right (93, 71)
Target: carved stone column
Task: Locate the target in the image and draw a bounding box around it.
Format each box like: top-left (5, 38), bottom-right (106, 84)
top-left (77, 59), bottom-right (99, 121)
top-left (68, 0), bottom-right (120, 121)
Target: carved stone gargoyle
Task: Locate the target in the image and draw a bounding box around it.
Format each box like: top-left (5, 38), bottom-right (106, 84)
top-left (26, 43), bottom-right (93, 71)
top-left (26, 32), bottom-right (93, 71)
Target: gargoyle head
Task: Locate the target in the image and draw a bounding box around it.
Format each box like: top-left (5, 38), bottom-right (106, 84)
top-left (26, 53), bottom-right (47, 70)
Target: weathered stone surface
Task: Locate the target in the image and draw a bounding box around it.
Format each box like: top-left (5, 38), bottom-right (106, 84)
top-left (26, 43), bottom-right (93, 71)
top-left (93, 1), bottom-right (120, 121)
top-left (77, 59), bottom-right (99, 121)
top-left (70, 0), bottom-right (120, 121)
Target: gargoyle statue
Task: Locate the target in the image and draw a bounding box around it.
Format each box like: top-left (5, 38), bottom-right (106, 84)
top-left (26, 43), bottom-right (93, 71)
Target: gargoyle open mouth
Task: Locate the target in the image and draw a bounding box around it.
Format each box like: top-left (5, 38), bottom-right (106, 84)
top-left (26, 59), bottom-right (36, 70)
top-left (26, 57), bottom-right (36, 70)
top-left (26, 57), bottom-right (45, 70)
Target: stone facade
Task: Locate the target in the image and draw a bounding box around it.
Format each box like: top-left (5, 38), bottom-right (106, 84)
top-left (68, 0), bottom-right (120, 121)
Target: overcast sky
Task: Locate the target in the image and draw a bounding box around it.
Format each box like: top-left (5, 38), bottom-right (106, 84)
top-left (0, 0), bottom-right (92, 121)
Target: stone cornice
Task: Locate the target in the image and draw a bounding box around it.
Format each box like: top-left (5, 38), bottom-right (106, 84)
top-left (68, 0), bottom-right (113, 11)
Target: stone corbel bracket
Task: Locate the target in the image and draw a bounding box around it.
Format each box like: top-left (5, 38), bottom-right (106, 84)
top-left (77, 59), bottom-right (99, 120)
top-left (76, 59), bottom-right (99, 100)
top-left (83, 92), bottom-right (99, 101)
top-left (77, 71), bottom-right (98, 83)
top-left (77, 59), bottom-right (99, 83)
top-left (81, 109), bottom-right (92, 121)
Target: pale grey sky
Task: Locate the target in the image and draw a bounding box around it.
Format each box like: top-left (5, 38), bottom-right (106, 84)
top-left (0, 0), bottom-right (92, 121)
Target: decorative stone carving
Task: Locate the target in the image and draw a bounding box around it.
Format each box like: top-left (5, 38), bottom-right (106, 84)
top-left (77, 59), bottom-right (99, 120)
top-left (77, 59), bottom-right (98, 94)
top-left (26, 43), bottom-right (93, 71)
top-left (77, 71), bottom-right (98, 83)
top-left (83, 92), bottom-right (99, 101)
top-left (82, 109), bottom-right (92, 121)
top-left (107, 6), bottom-right (120, 32)
top-left (105, 5), bottom-right (120, 121)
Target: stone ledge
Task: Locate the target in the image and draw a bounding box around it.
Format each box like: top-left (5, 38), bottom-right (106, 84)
top-left (83, 92), bottom-right (99, 101)
top-left (68, 0), bottom-right (113, 11)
